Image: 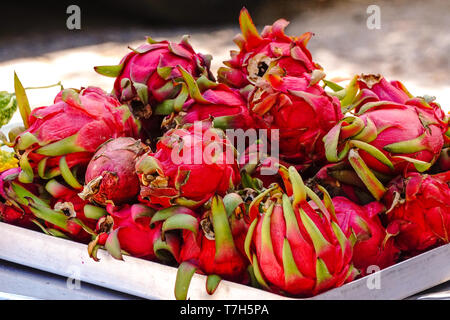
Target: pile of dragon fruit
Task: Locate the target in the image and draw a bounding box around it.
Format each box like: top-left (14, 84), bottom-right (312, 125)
top-left (0, 8), bottom-right (449, 299)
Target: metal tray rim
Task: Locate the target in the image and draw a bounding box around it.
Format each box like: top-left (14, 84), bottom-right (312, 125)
top-left (0, 222), bottom-right (449, 300)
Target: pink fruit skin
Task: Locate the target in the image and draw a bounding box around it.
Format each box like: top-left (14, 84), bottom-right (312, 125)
top-left (136, 124), bottom-right (240, 209)
top-left (175, 200), bottom-right (249, 284)
top-left (358, 106), bottom-right (445, 175)
top-left (113, 40), bottom-right (212, 116)
top-left (179, 84), bottom-right (255, 131)
top-left (0, 168), bottom-right (37, 228)
top-left (324, 75), bottom-right (448, 179)
top-left (333, 196), bottom-right (399, 275)
top-left (249, 74), bottom-right (343, 167)
top-left (246, 167), bottom-right (357, 297)
top-left (178, 221), bottom-right (248, 283)
top-left (15, 87), bottom-right (139, 174)
top-left (105, 204), bottom-right (160, 259)
top-left (355, 75), bottom-right (447, 175)
top-left (218, 8), bottom-right (319, 89)
top-left (383, 171), bottom-right (450, 254)
top-left (83, 137), bottom-right (147, 206)
top-left (251, 202), bottom-right (354, 297)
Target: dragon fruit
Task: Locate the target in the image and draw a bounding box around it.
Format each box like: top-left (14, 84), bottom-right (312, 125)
top-left (42, 179), bottom-right (101, 242)
top-left (244, 166), bottom-right (357, 297)
top-left (324, 75), bottom-right (448, 200)
top-left (0, 168), bottom-right (97, 241)
top-left (218, 8), bottom-right (319, 89)
top-left (95, 36), bottom-right (213, 140)
top-left (383, 171), bottom-right (450, 255)
top-left (89, 203), bottom-right (163, 261)
top-left (248, 73), bottom-right (343, 168)
top-left (0, 167), bottom-right (37, 228)
top-left (13, 87), bottom-right (139, 188)
top-left (79, 137), bottom-right (148, 206)
top-left (136, 123), bottom-right (241, 209)
top-left (156, 66), bottom-right (255, 132)
top-left (332, 196), bottom-right (399, 275)
top-left (150, 194), bottom-right (249, 299)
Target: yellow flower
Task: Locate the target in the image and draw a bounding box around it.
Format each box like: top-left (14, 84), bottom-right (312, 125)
top-left (0, 149), bottom-right (18, 172)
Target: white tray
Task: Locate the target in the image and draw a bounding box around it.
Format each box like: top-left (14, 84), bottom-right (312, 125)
top-left (0, 222), bottom-right (449, 300)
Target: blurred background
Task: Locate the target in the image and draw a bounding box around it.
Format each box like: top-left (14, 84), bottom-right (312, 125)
top-left (1, 0), bottom-right (449, 124)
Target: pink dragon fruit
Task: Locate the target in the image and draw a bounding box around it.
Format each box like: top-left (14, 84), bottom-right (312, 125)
top-left (89, 203), bottom-right (164, 261)
top-left (0, 168), bottom-right (99, 241)
top-left (156, 66), bottom-right (255, 132)
top-left (244, 166), bottom-right (357, 297)
top-left (79, 137), bottom-right (149, 206)
top-left (324, 75), bottom-right (448, 200)
top-left (383, 171), bottom-right (450, 255)
top-left (332, 196), bottom-right (399, 275)
top-left (44, 179), bottom-right (101, 225)
top-left (218, 8), bottom-right (319, 89)
top-left (0, 167), bottom-right (37, 228)
top-left (95, 36), bottom-right (213, 140)
top-left (13, 87), bottom-right (139, 188)
top-left (42, 179), bottom-right (102, 242)
top-left (248, 73), bottom-right (343, 168)
top-left (135, 123), bottom-right (241, 209)
top-left (150, 194), bottom-right (249, 299)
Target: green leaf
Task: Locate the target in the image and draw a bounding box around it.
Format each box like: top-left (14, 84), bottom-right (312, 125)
top-left (282, 238), bottom-right (304, 284)
top-left (222, 193), bottom-right (243, 217)
top-left (211, 195), bottom-right (238, 261)
top-left (36, 134), bottom-right (85, 156)
top-left (289, 166), bottom-right (306, 207)
top-left (105, 228), bottom-right (123, 260)
top-left (322, 79), bottom-right (344, 92)
top-left (206, 275), bottom-right (221, 295)
top-left (348, 149), bottom-right (386, 200)
top-left (392, 156), bottom-right (432, 172)
top-left (178, 66), bottom-right (209, 103)
top-left (244, 218), bottom-right (258, 263)
top-left (339, 75), bottom-right (358, 108)
top-left (299, 208), bottom-right (331, 255)
top-left (151, 206), bottom-right (196, 224)
top-left (175, 261), bottom-right (197, 300)
top-left (162, 213), bottom-right (198, 235)
top-left (14, 72), bottom-right (31, 128)
top-left (84, 205), bottom-right (107, 220)
top-left (59, 156), bottom-right (82, 189)
top-left (251, 254), bottom-right (270, 290)
top-left (94, 65), bottom-right (123, 77)
top-left (349, 139), bottom-right (394, 170)
top-left (383, 132), bottom-right (429, 154)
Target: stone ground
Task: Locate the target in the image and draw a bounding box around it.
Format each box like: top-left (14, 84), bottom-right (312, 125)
top-left (1, 0), bottom-right (449, 125)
